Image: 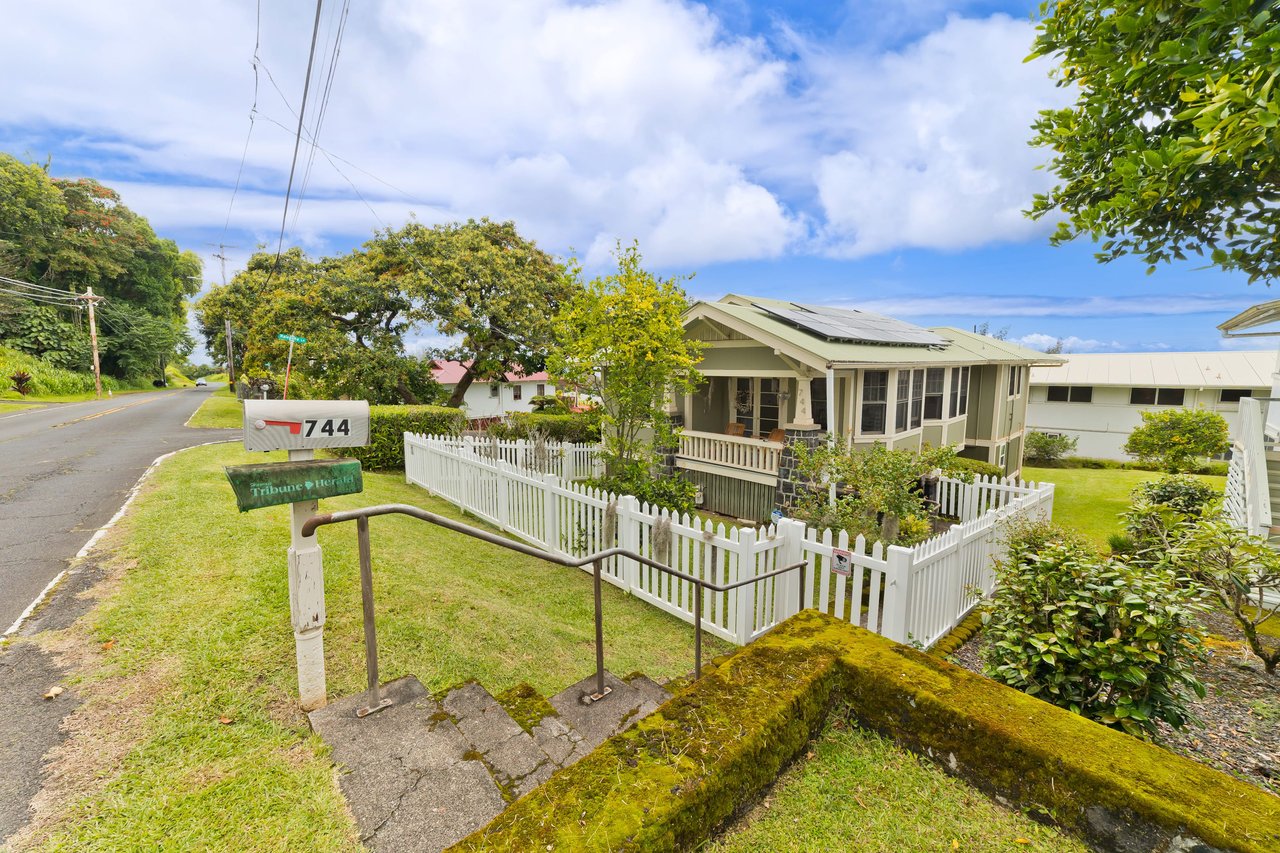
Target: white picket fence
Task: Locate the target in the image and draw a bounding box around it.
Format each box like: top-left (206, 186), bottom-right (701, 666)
top-left (404, 433), bottom-right (1054, 649)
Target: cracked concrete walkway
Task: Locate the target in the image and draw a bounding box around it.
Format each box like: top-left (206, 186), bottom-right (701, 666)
top-left (309, 671), bottom-right (670, 852)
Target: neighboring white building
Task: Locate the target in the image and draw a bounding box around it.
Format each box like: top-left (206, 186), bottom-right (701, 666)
top-left (1027, 351), bottom-right (1274, 460)
top-left (431, 360), bottom-right (554, 419)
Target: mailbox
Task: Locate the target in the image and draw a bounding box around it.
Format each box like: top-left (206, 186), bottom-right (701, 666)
top-left (243, 400), bottom-right (371, 452)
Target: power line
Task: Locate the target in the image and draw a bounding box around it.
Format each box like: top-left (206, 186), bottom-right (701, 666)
top-left (0, 275), bottom-right (79, 298)
top-left (270, 0), bottom-right (327, 273)
top-left (222, 0), bottom-right (264, 242)
top-left (292, 0), bottom-right (351, 233)
top-left (0, 286), bottom-right (84, 308)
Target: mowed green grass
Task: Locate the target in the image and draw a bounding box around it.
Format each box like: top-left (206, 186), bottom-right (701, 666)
top-left (185, 392), bottom-right (242, 428)
top-left (1023, 465), bottom-right (1225, 547)
top-left (705, 715), bottom-right (1085, 853)
top-left (27, 442), bottom-right (729, 851)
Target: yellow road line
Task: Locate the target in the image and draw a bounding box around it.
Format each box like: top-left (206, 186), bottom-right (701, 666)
top-left (50, 392), bottom-right (179, 429)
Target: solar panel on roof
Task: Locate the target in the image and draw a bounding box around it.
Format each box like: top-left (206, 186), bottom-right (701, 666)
top-left (755, 304), bottom-right (945, 347)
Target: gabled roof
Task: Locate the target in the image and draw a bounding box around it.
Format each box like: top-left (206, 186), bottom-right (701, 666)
top-left (1220, 300), bottom-right (1280, 338)
top-left (685, 295), bottom-right (1063, 369)
top-left (1029, 351), bottom-right (1274, 389)
top-left (431, 360), bottom-right (549, 385)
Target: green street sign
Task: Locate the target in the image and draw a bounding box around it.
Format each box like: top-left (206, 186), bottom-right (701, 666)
top-left (277, 333), bottom-right (307, 344)
top-left (224, 458), bottom-right (362, 512)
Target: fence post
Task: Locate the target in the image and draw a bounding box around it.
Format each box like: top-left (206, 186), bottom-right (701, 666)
top-left (1042, 482), bottom-right (1055, 522)
top-left (542, 472), bottom-right (560, 556)
top-left (734, 527), bottom-right (757, 644)
top-left (618, 494), bottom-right (641, 593)
top-left (773, 518), bottom-right (805, 625)
top-left (564, 445), bottom-right (576, 482)
top-left (883, 545), bottom-right (914, 644)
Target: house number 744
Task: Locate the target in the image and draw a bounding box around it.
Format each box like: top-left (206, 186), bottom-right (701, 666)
top-left (304, 418), bottom-right (352, 437)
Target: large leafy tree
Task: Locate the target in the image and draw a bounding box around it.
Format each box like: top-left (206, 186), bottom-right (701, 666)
top-left (0, 155), bottom-right (65, 280)
top-left (1028, 0), bottom-right (1280, 281)
top-left (368, 218), bottom-right (572, 407)
top-left (549, 243), bottom-right (703, 480)
top-left (195, 247), bottom-right (441, 404)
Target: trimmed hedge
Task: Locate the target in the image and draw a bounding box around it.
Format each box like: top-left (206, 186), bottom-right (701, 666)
top-left (1035, 456), bottom-right (1229, 477)
top-left (488, 412), bottom-right (601, 443)
top-left (333, 404), bottom-right (464, 470)
top-left (951, 456), bottom-right (1003, 479)
top-left (451, 611), bottom-right (1280, 853)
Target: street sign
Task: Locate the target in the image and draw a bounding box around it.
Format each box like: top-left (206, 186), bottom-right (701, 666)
top-left (243, 400), bottom-right (371, 452)
top-left (277, 333), bottom-right (307, 344)
top-left (831, 548), bottom-right (852, 576)
top-left (225, 458), bottom-right (363, 512)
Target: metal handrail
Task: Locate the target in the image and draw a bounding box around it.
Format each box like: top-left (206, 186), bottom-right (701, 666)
top-left (302, 503), bottom-right (807, 718)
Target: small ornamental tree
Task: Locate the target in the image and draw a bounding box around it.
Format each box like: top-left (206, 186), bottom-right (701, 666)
top-left (1166, 515), bottom-right (1280, 675)
top-left (791, 442), bottom-right (961, 545)
top-left (982, 528), bottom-right (1207, 737)
top-left (1024, 430), bottom-right (1077, 464)
top-left (549, 242), bottom-right (703, 484)
top-left (9, 370), bottom-right (32, 397)
top-left (1122, 409), bottom-right (1229, 473)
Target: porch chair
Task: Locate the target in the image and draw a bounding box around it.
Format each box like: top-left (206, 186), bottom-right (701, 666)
top-left (725, 422), bottom-right (746, 436)
top-left (765, 427), bottom-right (785, 443)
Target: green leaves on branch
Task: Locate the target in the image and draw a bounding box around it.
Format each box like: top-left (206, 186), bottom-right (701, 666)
top-left (548, 241), bottom-right (703, 483)
top-left (1028, 0), bottom-right (1280, 281)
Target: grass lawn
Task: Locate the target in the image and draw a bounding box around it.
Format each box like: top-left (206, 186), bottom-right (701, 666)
top-left (19, 442), bottom-right (731, 851)
top-left (705, 713), bottom-right (1085, 853)
top-left (186, 392), bottom-right (242, 428)
top-left (1023, 465), bottom-right (1225, 547)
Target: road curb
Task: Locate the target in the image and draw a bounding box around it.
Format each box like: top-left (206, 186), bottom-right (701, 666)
top-left (3, 438), bottom-right (237, 637)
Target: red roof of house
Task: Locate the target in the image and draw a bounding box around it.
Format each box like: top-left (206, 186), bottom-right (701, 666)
top-left (431, 360), bottom-right (549, 385)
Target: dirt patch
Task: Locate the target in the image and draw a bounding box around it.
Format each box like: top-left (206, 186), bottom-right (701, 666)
top-left (947, 608), bottom-right (1279, 796)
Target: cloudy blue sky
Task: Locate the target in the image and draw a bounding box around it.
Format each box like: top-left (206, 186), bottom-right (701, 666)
top-left (1, 0), bottom-right (1267, 357)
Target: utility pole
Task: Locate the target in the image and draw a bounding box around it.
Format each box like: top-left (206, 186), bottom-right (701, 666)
top-left (81, 287), bottom-right (104, 399)
top-left (207, 243), bottom-right (239, 287)
top-left (224, 318), bottom-right (237, 390)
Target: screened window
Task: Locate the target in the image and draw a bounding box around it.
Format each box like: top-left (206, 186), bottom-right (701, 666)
top-left (895, 371), bottom-right (911, 431)
top-left (1157, 388), bottom-right (1184, 406)
top-left (1050, 385), bottom-right (1092, 403)
top-left (949, 366), bottom-right (970, 417)
top-left (734, 378), bottom-right (754, 435)
top-left (758, 378), bottom-right (781, 434)
top-left (924, 368), bottom-right (945, 420)
top-left (1130, 387), bottom-right (1157, 405)
top-left (1007, 366), bottom-right (1023, 396)
top-left (861, 370), bottom-right (888, 434)
top-left (910, 368), bottom-right (925, 429)
top-left (512, 384), bottom-right (522, 401)
top-left (1221, 389), bottom-right (1252, 404)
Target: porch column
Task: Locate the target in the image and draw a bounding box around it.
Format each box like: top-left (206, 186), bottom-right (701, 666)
top-left (789, 375), bottom-right (815, 428)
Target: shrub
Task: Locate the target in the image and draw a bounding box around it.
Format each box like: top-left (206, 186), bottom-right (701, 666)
top-left (9, 370), bottom-right (32, 396)
top-left (333, 405), bottom-right (465, 470)
top-left (528, 394), bottom-right (570, 414)
top-left (1123, 475), bottom-right (1219, 563)
top-left (487, 411), bottom-right (601, 444)
top-left (949, 456), bottom-right (1003, 479)
top-left (1131, 475), bottom-right (1217, 516)
top-left (1122, 408), bottom-right (1230, 473)
top-left (1024, 431), bottom-right (1078, 464)
top-left (981, 537), bottom-right (1207, 737)
top-left (585, 474), bottom-right (699, 515)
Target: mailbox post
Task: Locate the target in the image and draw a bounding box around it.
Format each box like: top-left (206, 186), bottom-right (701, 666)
top-left (236, 399), bottom-right (371, 710)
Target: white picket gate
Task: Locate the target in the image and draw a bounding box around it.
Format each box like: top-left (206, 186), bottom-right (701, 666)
top-left (404, 433), bottom-right (1054, 649)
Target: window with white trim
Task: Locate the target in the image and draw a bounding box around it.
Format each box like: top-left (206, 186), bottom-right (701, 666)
top-left (910, 368), bottom-right (924, 429)
top-left (895, 371), bottom-right (910, 431)
top-left (924, 368), bottom-right (945, 420)
top-left (949, 366), bottom-right (970, 417)
top-left (512, 384), bottom-right (522, 401)
top-left (861, 370), bottom-right (888, 434)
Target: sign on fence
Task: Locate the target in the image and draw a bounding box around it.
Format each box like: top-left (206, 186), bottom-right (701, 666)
top-left (831, 548), bottom-right (852, 576)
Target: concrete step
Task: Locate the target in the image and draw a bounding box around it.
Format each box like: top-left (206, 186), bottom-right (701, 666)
top-left (309, 670), bottom-right (671, 852)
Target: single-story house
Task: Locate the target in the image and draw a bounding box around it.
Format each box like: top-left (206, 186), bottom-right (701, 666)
top-left (1026, 351), bottom-right (1275, 460)
top-left (672, 295), bottom-right (1063, 519)
top-left (431, 360), bottom-right (555, 419)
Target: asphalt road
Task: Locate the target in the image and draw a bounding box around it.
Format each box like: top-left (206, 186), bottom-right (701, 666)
top-left (0, 387), bottom-right (232, 631)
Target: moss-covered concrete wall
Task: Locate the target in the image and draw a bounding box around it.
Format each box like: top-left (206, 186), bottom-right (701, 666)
top-left (449, 611), bottom-right (1280, 853)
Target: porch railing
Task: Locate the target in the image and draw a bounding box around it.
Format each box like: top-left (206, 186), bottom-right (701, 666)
top-left (676, 429), bottom-right (785, 477)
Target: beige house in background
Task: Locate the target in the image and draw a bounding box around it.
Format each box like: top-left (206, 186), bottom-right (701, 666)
top-left (672, 295), bottom-right (1062, 519)
top-left (1027, 351), bottom-right (1274, 460)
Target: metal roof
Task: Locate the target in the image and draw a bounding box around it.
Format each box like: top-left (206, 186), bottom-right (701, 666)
top-left (687, 295), bottom-right (1063, 368)
top-left (1029, 351), bottom-right (1274, 388)
top-left (1219, 300), bottom-right (1280, 338)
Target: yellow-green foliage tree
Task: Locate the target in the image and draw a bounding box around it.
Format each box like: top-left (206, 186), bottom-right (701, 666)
top-left (549, 242), bottom-right (702, 482)
top-left (1122, 408), bottom-right (1229, 472)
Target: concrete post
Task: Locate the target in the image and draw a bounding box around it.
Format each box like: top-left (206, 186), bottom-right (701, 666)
top-left (286, 448), bottom-right (327, 710)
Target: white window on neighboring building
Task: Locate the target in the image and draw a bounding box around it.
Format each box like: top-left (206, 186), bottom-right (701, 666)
top-left (997, 443), bottom-right (1008, 469)
top-left (1047, 385), bottom-right (1092, 403)
top-left (512, 384), bottom-right (523, 401)
top-left (1130, 387), bottom-right (1184, 406)
top-left (1220, 389), bottom-right (1252, 404)
top-left (489, 383), bottom-right (500, 398)
top-left (537, 383), bottom-right (546, 397)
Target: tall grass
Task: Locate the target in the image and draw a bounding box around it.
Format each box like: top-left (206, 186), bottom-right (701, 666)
top-left (0, 345), bottom-right (123, 397)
